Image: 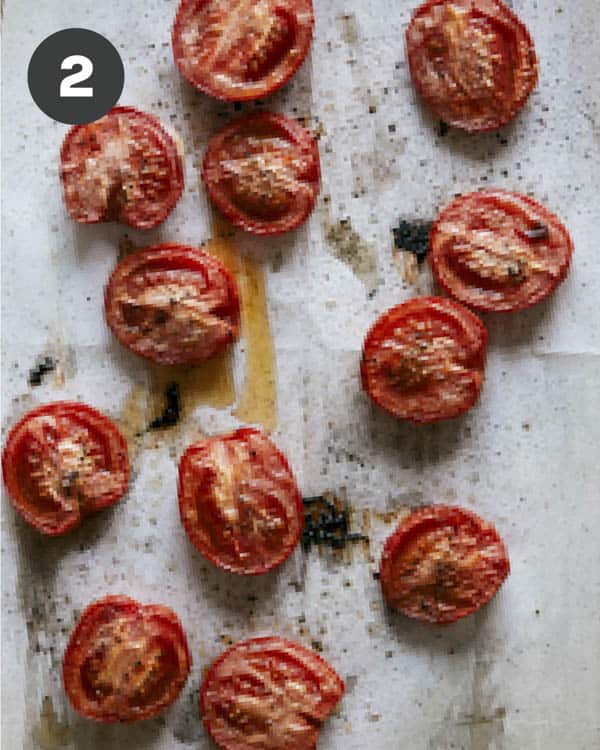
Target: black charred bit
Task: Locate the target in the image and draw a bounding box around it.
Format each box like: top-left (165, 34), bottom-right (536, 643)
top-left (148, 382), bottom-right (181, 430)
top-left (525, 223), bottom-right (549, 240)
top-left (393, 220), bottom-right (432, 265)
top-left (28, 356), bottom-right (56, 387)
top-left (301, 495), bottom-right (368, 552)
top-left (438, 119), bottom-right (449, 137)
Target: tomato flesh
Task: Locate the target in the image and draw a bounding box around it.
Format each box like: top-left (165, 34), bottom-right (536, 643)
top-left (172, 0), bottom-right (314, 101)
top-left (202, 113), bottom-right (320, 235)
top-left (63, 596), bottom-right (191, 723)
top-left (430, 190), bottom-right (574, 312)
top-left (380, 505), bottom-right (510, 623)
top-left (406, 0), bottom-right (538, 132)
top-left (178, 428), bottom-right (303, 575)
top-left (2, 402), bottom-right (129, 535)
top-left (60, 106), bottom-right (184, 230)
top-left (361, 296), bottom-right (487, 423)
top-left (201, 636), bottom-right (344, 750)
top-left (104, 243), bottom-right (240, 365)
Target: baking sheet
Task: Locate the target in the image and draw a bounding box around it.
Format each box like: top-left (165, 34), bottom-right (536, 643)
top-left (2, 0), bottom-right (600, 748)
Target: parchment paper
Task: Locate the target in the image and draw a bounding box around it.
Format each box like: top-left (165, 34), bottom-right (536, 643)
top-left (2, 1), bottom-right (599, 748)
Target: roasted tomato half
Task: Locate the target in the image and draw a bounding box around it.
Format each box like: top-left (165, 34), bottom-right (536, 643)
top-left (62, 595), bottom-right (191, 722)
top-left (172, 0), bottom-right (314, 101)
top-left (360, 296), bottom-right (487, 424)
top-left (406, 0), bottom-right (538, 132)
top-left (2, 402), bottom-right (129, 536)
top-left (200, 636), bottom-right (344, 750)
top-left (202, 112), bottom-right (320, 235)
top-left (178, 428), bottom-right (303, 575)
top-left (430, 189), bottom-right (574, 312)
top-left (380, 505), bottom-right (510, 624)
top-left (60, 106), bottom-right (184, 229)
top-left (104, 243), bottom-right (240, 365)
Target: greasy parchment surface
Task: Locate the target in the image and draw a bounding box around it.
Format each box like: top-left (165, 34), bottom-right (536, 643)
top-left (2, 1), bottom-right (599, 749)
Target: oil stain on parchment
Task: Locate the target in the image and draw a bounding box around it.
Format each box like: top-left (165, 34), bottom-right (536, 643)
top-left (117, 355), bottom-right (236, 456)
top-left (339, 13), bottom-right (359, 45)
top-left (324, 217), bottom-right (379, 294)
top-left (363, 505), bottom-right (413, 529)
top-left (116, 383), bottom-right (147, 461)
top-left (233, 257), bottom-right (277, 432)
top-left (458, 657), bottom-right (506, 749)
top-left (393, 249), bottom-right (419, 285)
top-left (32, 697), bottom-right (71, 750)
top-left (148, 353), bottom-right (235, 423)
top-left (14, 522), bottom-right (73, 750)
top-left (426, 661), bottom-right (506, 750)
top-left (209, 214), bottom-right (277, 433)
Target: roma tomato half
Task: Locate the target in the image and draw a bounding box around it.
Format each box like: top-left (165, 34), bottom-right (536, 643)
top-left (104, 243), bottom-right (240, 365)
top-left (202, 112), bottom-right (320, 235)
top-left (430, 189), bottom-right (574, 312)
top-left (200, 636), bottom-right (344, 750)
top-left (178, 428), bottom-right (304, 575)
top-left (172, 0), bottom-right (314, 101)
top-left (380, 505), bottom-right (510, 624)
top-left (2, 402), bottom-right (129, 535)
top-left (60, 106), bottom-right (184, 230)
top-left (406, 0), bottom-right (538, 132)
top-left (361, 296), bottom-right (487, 424)
top-left (63, 595), bottom-right (191, 722)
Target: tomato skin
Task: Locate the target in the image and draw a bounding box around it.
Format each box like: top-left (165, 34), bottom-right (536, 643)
top-left (380, 505), bottom-right (510, 624)
top-left (60, 106), bottom-right (184, 230)
top-left (406, 0), bottom-right (538, 132)
top-left (2, 402), bottom-right (129, 536)
top-left (430, 189), bottom-right (574, 313)
top-left (104, 243), bottom-right (240, 365)
top-left (172, 0), bottom-right (314, 102)
top-left (200, 636), bottom-right (344, 750)
top-left (202, 112), bottom-right (320, 236)
top-left (63, 595), bottom-right (191, 723)
top-left (360, 296), bottom-right (487, 424)
top-left (178, 428), bottom-right (304, 575)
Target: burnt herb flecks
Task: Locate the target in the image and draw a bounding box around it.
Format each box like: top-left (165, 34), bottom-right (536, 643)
top-left (525, 222), bottom-right (549, 240)
top-left (28, 356), bottom-right (55, 387)
top-left (302, 495), bottom-right (368, 551)
top-left (393, 220), bottom-right (432, 265)
top-left (148, 382), bottom-right (181, 430)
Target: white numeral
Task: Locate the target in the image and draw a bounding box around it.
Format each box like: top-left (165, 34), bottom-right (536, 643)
top-left (60, 55), bottom-right (94, 98)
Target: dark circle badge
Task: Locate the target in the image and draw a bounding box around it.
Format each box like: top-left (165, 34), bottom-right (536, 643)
top-left (28, 28), bottom-right (124, 125)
